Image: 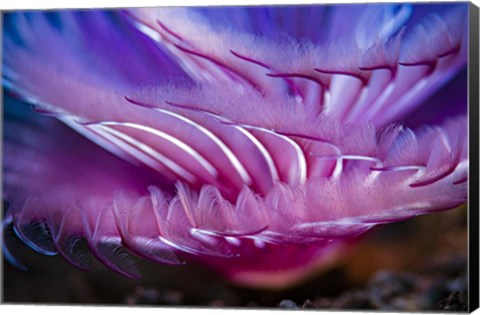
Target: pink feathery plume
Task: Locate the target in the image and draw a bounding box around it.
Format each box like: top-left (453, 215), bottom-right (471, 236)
top-left (2, 3), bottom-right (468, 288)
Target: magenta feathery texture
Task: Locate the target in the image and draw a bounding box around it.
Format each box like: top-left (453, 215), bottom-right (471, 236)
top-left (2, 3), bottom-right (468, 288)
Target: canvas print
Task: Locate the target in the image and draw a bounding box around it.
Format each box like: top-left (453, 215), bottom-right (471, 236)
top-left (1, 2), bottom-right (475, 311)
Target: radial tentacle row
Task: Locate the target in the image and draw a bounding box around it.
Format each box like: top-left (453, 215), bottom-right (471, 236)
top-left (2, 5), bottom-right (469, 284)
top-left (3, 106), bottom-right (467, 277)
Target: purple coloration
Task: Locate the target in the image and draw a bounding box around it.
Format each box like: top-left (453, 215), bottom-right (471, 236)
top-left (2, 4), bottom-right (468, 288)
